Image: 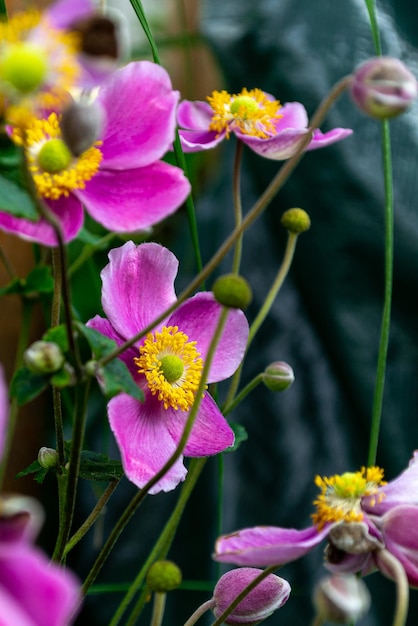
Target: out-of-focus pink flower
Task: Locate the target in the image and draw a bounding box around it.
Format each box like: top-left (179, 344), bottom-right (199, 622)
top-left (0, 61), bottom-right (191, 245)
top-left (177, 87), bottom-right (352, 160)
top-left (87, 241), bottom-right (249, 494)
top-left (215, 457), bottom-right (418, 587)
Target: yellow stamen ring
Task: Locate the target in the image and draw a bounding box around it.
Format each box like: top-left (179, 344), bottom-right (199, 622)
top-left (207, 87), bottom-right (282, 139)
top-left (134, 326), bottom-right (205, 412)
top-left (311, 466), bottom-right (386, 530)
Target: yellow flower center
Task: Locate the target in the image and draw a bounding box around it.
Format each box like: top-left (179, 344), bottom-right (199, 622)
top-left (12, 112), bottom-right (103, 200)
top-left (134, 326), bottom-right (204, 411)
top-left (0, 42), bottom-right (48, 94)
top-left (207, 87), bottom-right (282, 139)
top-left (311, 466), bottom-right (386, 530)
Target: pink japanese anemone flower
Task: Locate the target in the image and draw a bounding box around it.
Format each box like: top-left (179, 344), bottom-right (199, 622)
top-left (0, 365), bottom-right (81, 625)
top-left (87, 241), bottom-right (249, 494)
top-left (177, 87), bottom-right (352, 160)
top-left (215, 458), bottom-right (418, 587)
top-left (0, 61), bottom-right (191, 245)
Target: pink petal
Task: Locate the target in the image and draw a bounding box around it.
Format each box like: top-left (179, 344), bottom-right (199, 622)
top-left (98, 61), bottom-right (179, 169)
top-left (45, 0), bottom-right (94, 30)
top-left (0, 195), bottom-right (83, 246)
top-left (177, 100), bottom-right (213, 130)
top-left (0, 543), bottom-right (80, 626)
top-left (275, 102), bottom-right (309, 130)
top-left (85, 315), bottom-right (138, 374)
top-left (168, 293), bottom-right (248, 383)
top-left (76, 162), bottom-right (190, 233)
top-left (165, 394), bottom-right (234, 456)
top-left (363, 452), bottom-right (418, 515)
top-left (99, 241), bottom-right (178, 340)
top-left (240, 129), bottom-right (313, 160)
top-left (214, 525), bottom-right (329, 567)
top-left (307, 128), bottom-right (353, 151)
top-left (379, 505), bottom-right (418, 586)
top-left (178, 129), bottom-right (225, 152)
top-left (108, 393), bottom-right (187, 494)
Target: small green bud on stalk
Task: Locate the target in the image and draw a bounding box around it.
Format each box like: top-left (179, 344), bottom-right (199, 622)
top-left (24, 341), bottom-right (65, 375)
top-left (213, 274), bottom-right (252, 309)
top-left (281, 208), bottom-right (311, 234)
top-left (146, 560), bottom-right (182, 593)
top-left (313, 574), bottom-right (371, 624)
top-left (38, 447), bottom-right (59, 469)
top-left (262, 361), bottom-right (294, 392)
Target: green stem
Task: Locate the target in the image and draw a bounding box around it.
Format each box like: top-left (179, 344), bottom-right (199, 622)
top-left (183, 599), bottom-right (215, 626)
top-left (68, 232), bottom-right (116, 277)
top-left (115, 458), bottom-right (207, 626)
top-left (223, 374), bottom-right (263, 416)
top-left (51, 248), bottom-right (65, 467)
top-left (63, 479), bottom-right (121, 556)
top-left (231, 140), bottom-right (244, 273)
top-left (364, 0), bottom-right (382, 54)
top-left (83, 311), bottom-right (229, 594)
top-left (209, 565), bottom-right (279, 626)
top-left (97, 75), bottom-right (352, 370)
top-left (150, 592), bottom-right (166, 626)
top-left (376, 550), bottom-right (409, 626)
top-left (0, 0), bottom-right (7, 17)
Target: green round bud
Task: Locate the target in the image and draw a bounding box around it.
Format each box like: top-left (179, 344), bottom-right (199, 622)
top-left (212, 274), bottom-right (252, 309)
top-left (281, 208), bottom-right (311, 234)
top-left (24, 341), bottom-right (65, 375)
top-left (38, 447), bottom-right (59, 469)
top-left (262, 361), bottom-right (294, 392)
top-left (146, 560), bottom-right (182, 593)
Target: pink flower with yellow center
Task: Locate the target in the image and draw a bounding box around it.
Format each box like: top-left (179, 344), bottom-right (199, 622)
top-left (178, 87), bottom-right (352, 160)
top-left (215, 457), bottom-right (418, 587)
top-left (87, 241), bottom-right (249, 494)
top-left (0, 61), bottom-right (191, 245)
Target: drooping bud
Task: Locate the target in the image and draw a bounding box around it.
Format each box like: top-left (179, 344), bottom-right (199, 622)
top-left (314, 574), bottom-right (371, 624)
top-left (281, 208), bottom-right (311, 234)
top-left (350, 57), bottom-right (417, 119)
top-left (262, 361), bottom-right (294, 392)
top-left (24, 341), bottom-right (65, 375)
top-left (146, 560), bottom-right (182, 593)
top-left (213, 274), bottom-right (253, 309)
top-left (60, 100), bottom-right (106, 156)
top-left (38, 446), bottom-right (59, 469)
top-left (212, 568), bottom-right (291, 625)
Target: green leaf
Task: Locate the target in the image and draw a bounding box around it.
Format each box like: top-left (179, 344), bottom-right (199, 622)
top-left (50, 366), bottom-right (74, 388)
top-left (0, 139), bottom-right (39, 220)
top-left (76, 322), bottom-right (143, 401)
top-left (10, 367), bottom-right (49, 405)
top-left (226, 422), bottom-right (248, 452)
top-left (78, 450), bottom-right (123, 481)
top-left (42, 324), bottom-right (69, 353)
top-left (0, 265), bottom-right (54, 297)
top-left (16, 460), bottom-right (49, 484)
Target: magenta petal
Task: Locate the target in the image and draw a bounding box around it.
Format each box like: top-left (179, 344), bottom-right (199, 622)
top-left (307, 128), bottom-right (353, 151)
top-left (0, 543), bottom-right (80, 626)
top-left (168, 293), bottom-right (248, 383)
top-left (86, 315), bottom-right (138, 373)
top-left (99, 242), bottom-right (178, 339)
top-left (240, 129), bottom-right (313, 160)
top-left (275, 102), bottom-right (309, 130)
top-left (177, 100), bottom-right (213, 130)
top-left (215, 525), bottom-right (329, 567)
top-left (178, 129), bottom-right (225, 152)
top-left (98, 61), bottom-right (179, 169)
top-left (45, 0), bottom-right (93, 30)
top-left (380, 505), bottom-right (418, 585)
top-left (76, 162), bottom-right (190, 233)
top-left (108, 393), bottom-right (187, 493)
top-left (0, 195), bottom-right (83, 246)
top-left (166, 394), bottom-right (234, 457)
top-left (363, 452), bottom-right (418, 515)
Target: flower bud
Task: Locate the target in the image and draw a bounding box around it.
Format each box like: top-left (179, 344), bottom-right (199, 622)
top-left (314, 574), bottom-right (371, 624)
top-left (60, 100), bottom-right (106, 156)
top-left (212, 274), bottom-right (252, 309)
top-left (350, 57), bottom-right (418, 119)
top-left (281, 208), bottom-right (311, 234)
top-left (24, 341), bottom-right (65, 375)
top-left (212, 567), bottom-right (291, 625)
top-left (146, 560), bottom-right (182, 592)
top-left (262, 361), bottom-right (294, 392)
top-left (38, 447), bottom-right (59, 469)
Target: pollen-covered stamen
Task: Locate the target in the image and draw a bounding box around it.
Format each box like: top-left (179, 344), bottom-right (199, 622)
top-left (12, 112), bottom-right (103, 200)
top-left (311, 466), bottom-right (386, 531)
top-left (134, 326), bottom-right (205, 412)
top-left (207, 87), bottom-right (282, 139)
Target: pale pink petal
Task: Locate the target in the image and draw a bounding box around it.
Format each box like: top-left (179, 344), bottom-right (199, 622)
top-left (274, 101), bottom-right (309, 130)
top-left (379, 505), bottom-right (418, 586)
top-left (239, 129), bottom-right (312, 160)
top-left (45, 0), bottom-right (93, 30)
top-left (0, 543), bottom-right (80, 626)
top-left (99, 242), bottom-right (178, 339)
top-left (98, 62), bottom-right (179, 169)
top-left (325, 551), bottom-right (374, 577)
top-left (363, 451), bottom-right (418, 515)
top-left (177, 100), bottom-right (213, 130)
top-left (307, 128), bottom-right (353, 151)
top-left (108, 393), bottom-right (187, 494)
top-left (215, 525), bottom-right (330, 567)
top-left (76, 163), bottom-right (190, 233)
top-left (0, 195), bottom-right (83, 246)
top-left (168, 293), bottom-right (248, 383)
top-left (165, 394), bottom-right (234, 456)
top-left (178, 129), bottom-right (225, 152)
top-left (85, 315), bottom-right (138, 374)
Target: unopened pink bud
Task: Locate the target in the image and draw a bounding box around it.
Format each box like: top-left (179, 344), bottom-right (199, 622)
top-left (350, 57), bottom-right (417, 119)
top-left (314, 574), bottom-right (371, 624)
top-left (212, 567), bottom-right (291, 625)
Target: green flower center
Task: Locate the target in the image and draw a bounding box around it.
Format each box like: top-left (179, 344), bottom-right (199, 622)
top-left (230, 95), bottom-right (259, 117)
top-left (1, 42), bottom-right (48, 94)
top-left (38, 139), bottom-right (73, 173)
top-left (159, 355), bottom-right (184, 383)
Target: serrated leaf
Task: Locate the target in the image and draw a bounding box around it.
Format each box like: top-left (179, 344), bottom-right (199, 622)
top-left (226, 422), bottom-right (248, 452)
top-left (42, 324), bottom-right (69, 353)
top-left (16, 460), bottom-right (49, 484)
top-left (77, 323), bottom-right (143, 402)
top-left (0, 277), bottom-right (23, 297)
top-left (78, 450), bottom-right (123, 481)
top-left (10, 367), bottom-right (49, 406)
